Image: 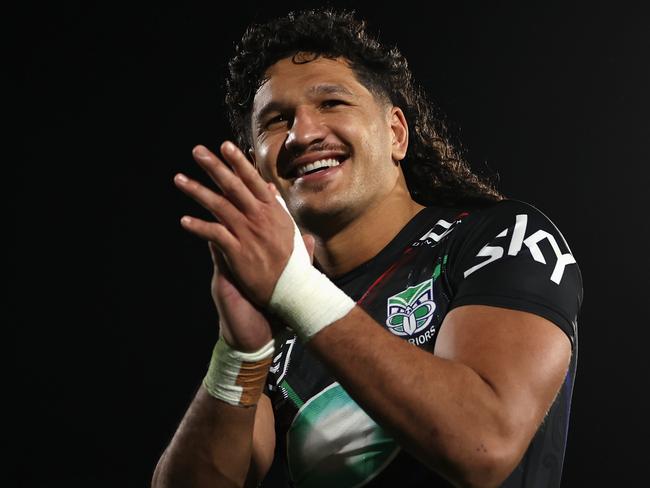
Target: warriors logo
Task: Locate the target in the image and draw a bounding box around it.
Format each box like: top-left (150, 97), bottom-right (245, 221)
top-left (386, 279), bottom-right (436, 337)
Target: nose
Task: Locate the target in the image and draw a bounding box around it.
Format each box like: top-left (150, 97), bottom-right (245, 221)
top-left (285, 106), bottom-right (327, 153)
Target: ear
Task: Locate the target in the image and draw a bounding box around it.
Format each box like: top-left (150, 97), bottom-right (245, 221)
top-left (248, 147), bottom-right (266, 177)
top-left (389, 106), bottom-right (409, 163)
top-left (248, 147), bottom-right (257, 167)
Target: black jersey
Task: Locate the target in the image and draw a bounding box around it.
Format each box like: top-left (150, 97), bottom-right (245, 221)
top-left (264, 199), bottom-right (583, 488)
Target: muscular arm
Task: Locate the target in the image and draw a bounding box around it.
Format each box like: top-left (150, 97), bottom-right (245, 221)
top-left (152, 234), bottom-right (278, 487)
top-left (307, 304), bottom-right (571, 488)
top-left (172, 143), bottom-right (573, 487)
top-left (152, 388), bottom-right (275, 488)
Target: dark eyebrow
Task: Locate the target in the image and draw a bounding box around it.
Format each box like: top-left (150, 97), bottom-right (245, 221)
top-left (307, 83), bottom-right (355, 97)
top-left (254, 84), bottom-right (356, 126)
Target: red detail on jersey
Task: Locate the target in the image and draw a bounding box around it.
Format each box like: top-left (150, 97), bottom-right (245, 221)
top-left (358, 247), bottom-right (413, 304)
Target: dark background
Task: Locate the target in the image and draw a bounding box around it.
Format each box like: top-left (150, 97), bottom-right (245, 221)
top-left (16, 1), bottom-right (649, 486)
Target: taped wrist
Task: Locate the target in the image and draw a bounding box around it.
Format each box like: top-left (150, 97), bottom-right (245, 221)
top-left (202, 337), bottom-right (274, 407)
top-left (269, 195), bottom-right (356, 341)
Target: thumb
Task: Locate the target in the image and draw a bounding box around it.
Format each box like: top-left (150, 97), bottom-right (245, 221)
top-left (209, 241), bottom-right (236, 281)
top-left (208, 241), bottom-right (220, 269)
top-left (301, 233), bottom-right (316, 264)
top-left (208, 241), bottom-right (230, 272)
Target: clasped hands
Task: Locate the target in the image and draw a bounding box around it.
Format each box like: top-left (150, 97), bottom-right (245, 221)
top-left (174, 141), bottom-right (313, 313)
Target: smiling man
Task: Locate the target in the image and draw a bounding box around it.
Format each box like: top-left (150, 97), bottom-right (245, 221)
top-left (152, 9), bottom-right (582, 488)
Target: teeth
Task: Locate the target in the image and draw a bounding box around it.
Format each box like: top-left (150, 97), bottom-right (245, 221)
top-left (296, 158), bottom-right (340, 177)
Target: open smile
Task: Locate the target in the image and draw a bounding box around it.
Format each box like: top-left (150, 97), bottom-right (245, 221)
top-left (294, 157), bottom-right (348, 184)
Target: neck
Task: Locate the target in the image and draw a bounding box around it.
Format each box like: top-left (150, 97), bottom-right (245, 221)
top-left (310, 181), bottom-right (425, 278)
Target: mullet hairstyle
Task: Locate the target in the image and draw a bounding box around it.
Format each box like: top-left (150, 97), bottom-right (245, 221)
top-left (225, 8), bottom-right (504, 207)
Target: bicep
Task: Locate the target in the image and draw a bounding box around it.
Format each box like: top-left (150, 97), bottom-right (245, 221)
top-left (434, 305), bottom-right (571, 440)
top-left (244, 393), bottom-right (276, 488)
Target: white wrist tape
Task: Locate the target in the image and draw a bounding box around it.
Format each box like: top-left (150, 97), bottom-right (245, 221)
top-left (202, 337), bottom-right (274, 407)
top-left (269, 195), bottom-right (356, 341)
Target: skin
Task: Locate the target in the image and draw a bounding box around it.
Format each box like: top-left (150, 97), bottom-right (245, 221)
top-left (250, 56), bottom-right (424, 277)
top-left (153, 56), bottom-right (571, 488)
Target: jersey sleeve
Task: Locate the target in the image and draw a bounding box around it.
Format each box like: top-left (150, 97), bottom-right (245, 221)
top-left (447, 200), bottom-right (583, 347)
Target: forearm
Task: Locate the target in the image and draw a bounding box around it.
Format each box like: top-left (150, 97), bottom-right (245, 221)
top-left (308, 307), bottom-right (518, 487)
top-left (152, 386), bottom-right (256, 488)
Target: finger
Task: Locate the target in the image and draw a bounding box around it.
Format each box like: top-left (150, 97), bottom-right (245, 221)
top-left (301, 233), bottom-right (316, 264)
top-left (192, 145), bottom-right (260, 213)
top-left (174, 173), bottom-right (244, 234)
top-left (268, 182), bottom-right (280, 196)
top-left (180, 215), bottom-right (240, 254)
top-left (221, 141), bottom-right (274, 203)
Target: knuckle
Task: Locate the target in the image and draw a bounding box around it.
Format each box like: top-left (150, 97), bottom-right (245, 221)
top-left (208, 191), bottom-right (224, 208)
top-left (220, 176), bottom-right (240, 194)
top-left (190, 179), bottom-right (205, 192)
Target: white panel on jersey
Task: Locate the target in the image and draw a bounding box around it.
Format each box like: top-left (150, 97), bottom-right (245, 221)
top-left (287, 382), bottom-right (400, 487)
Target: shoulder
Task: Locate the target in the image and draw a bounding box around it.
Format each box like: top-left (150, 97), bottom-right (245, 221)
top-left (445, 199), bottom-right (583, 346)
top-left (461, 199), bottom-right (564, 234)
top-left (454, 199), bottom-right (576, 260)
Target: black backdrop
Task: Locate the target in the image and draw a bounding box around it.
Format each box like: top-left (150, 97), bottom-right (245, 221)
top-left (16, 1), bottom-right (650, 486)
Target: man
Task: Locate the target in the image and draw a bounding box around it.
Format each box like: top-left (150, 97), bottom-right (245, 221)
top-left (152, 8), bottom-right (582, 488)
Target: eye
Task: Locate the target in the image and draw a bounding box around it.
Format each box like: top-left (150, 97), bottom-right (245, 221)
top-left (264, 114), bottom-right (287, 128)
top-left (321, 99), bottom-right (346, 109)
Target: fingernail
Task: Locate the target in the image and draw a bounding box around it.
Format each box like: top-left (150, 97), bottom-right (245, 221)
top-left (193, 145), bottom-right (211, 160)
top-left (175, 173), bottom-right (188, 184)
top-left (222, 141), bottom-right (236, 154)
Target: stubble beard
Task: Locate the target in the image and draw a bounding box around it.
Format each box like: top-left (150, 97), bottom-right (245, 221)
top-left (289, 184), bottom-right (369, 240)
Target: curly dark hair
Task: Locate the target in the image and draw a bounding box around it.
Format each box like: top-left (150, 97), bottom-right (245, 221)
top-left (225, 8), bottom-right (503, 207)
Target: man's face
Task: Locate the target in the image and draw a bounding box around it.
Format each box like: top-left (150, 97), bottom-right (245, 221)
top-left (250, 55), bottom-right (408, 229)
